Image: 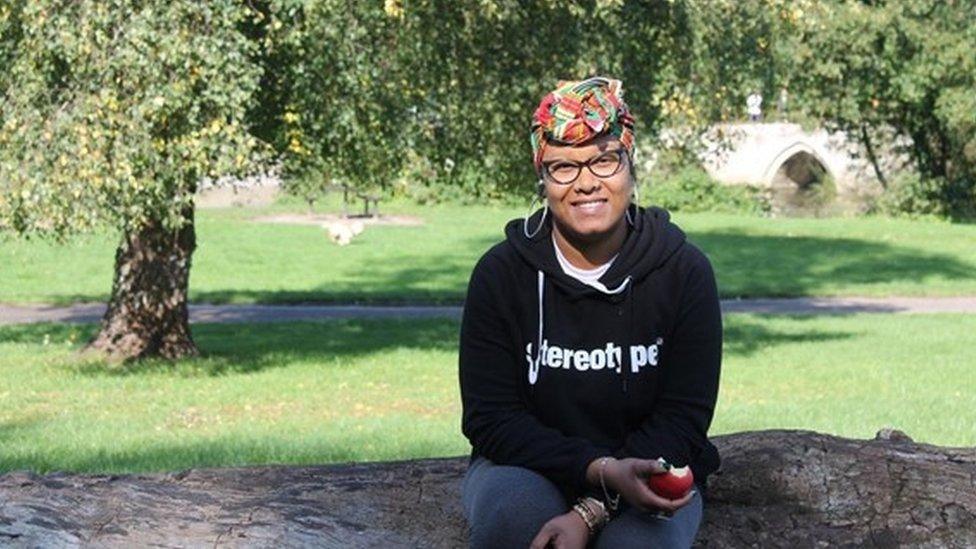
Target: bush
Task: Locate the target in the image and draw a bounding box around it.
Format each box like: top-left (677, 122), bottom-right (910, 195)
top-left (390, 152), bottom-right (523, 206)
top-left (775, 174), bottom-right (839, 218)
top-left (644, 167), bottom-right (770, 216)
top-left (874, 174), bottom-right (976, 220)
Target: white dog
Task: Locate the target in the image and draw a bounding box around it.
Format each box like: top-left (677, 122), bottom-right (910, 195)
top-left (324, 220), bottom-right (365, 246)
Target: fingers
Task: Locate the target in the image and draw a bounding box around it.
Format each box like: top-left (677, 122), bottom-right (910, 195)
top-left (629, 474), bottom-right (696, 513)
top-left (660, 484), bottom-right (697, 509)
top-left (529, 528), bottom-right (554, 549)
top-left (646, 485), bottom-right (697, 513)
top-left (620, 457), bottom-right (697, 513)
top-left (633, 456), bottom-right (669, 478)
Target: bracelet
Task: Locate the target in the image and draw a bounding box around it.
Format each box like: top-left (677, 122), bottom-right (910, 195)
top-left (572, 501), bottom-right (597, 535)
top-left (582, 496), bottom-right (609, 528)
top-left (598, 457), bottom-right (620, 513)
top-left (573, 497), bottom-right (610, 535)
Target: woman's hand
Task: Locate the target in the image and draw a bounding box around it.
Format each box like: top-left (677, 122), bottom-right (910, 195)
top-left (529, 510), bottom-right (590, 549)
top-left (593, 457), bottom-right (697, 514)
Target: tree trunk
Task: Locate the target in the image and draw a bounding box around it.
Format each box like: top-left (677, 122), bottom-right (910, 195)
top-left (0, 429), bottom-right (973, 547)
top-left (85, 208), bottom-right (198, 361)
top-left (860, 122), bottom-right (888, 190)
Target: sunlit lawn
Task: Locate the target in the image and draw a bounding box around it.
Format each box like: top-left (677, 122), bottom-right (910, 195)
top-left (1, 314), bottom-right (973, 474)
top-left (1, 195), bottom-right (975, 304)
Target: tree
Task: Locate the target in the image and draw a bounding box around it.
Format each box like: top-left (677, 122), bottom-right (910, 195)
top-left (2, 429), bottom-right (974, 546)
top-left (704, 0), bottom-right (976, 216)
top-left (276, 0), bottom-right (408, 208)
top-left (792, 0), bottom-right (975, 216)
top-left (284, 0), bottom-right (704, 202)
top-left (0, 1), bottom-right (269, 360)
top-left (652, 0), bottom-right (975, 217)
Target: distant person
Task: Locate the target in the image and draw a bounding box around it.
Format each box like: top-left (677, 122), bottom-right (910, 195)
top-left (459, 76), bottom-right (722, 548)
top-left (746, 90), bottom-right (763, 122)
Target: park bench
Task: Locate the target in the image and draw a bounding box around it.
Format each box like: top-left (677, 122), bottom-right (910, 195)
top-left (327, 183), bottom-right (381, 218)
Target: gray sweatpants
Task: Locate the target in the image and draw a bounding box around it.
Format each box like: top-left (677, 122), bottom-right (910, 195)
top-left (461, 455), bottom-right (703, 549)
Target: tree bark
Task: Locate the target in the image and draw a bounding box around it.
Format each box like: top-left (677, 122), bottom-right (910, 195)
top-left (84, 208), bottom-right (198, 361)
top-left (0, 429), bottom-right (973, 547)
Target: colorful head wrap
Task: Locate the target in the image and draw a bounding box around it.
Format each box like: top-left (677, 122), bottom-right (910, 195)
top-left (530, 76), bottom-right (636, 173)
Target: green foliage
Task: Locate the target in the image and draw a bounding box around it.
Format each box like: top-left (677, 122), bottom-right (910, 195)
top-left (0, 1), bottom-right (269, 237)
top-left (783, 0), bottom-right (976, 215)
top-left (874, 174), bottom-right (976, 220)
top-left (673, 0), bottom-right (806, 125)
top-left (644, 167), bottom-right (770, 216)
top-left (237, 0), bottom-right (305, 152)
top-left (648, 0), bottom-right (976, 219)
top-left (280, 0), bottom-right (709, 201)
top-left (794, 174), bottom-right (838, 218)
top-left (4, 0), bottom-right (973, 222)
top-left (278, 0), bottom-right (406, 205)
top-left (278, 0), bottom-right (975, 219)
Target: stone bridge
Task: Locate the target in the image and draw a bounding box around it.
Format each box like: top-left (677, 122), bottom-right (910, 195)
top-left (697, 123), bottom-right (889, 196)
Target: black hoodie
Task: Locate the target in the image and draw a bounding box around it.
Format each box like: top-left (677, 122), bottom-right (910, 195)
top-left (459, 205), bottom-right (722, 504)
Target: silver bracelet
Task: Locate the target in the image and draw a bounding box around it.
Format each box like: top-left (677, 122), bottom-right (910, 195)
top-left (598, 457), bottom-right (620, 513)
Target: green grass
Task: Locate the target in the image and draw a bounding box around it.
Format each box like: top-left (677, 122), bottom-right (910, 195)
top-left (1, 314), bottom-right (973, 474)
top-left (1, 195), bottom-right (975, 304)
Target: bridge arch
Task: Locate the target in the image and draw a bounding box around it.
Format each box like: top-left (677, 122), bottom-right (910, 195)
top-left (762, 141), bottom-right (834, 189)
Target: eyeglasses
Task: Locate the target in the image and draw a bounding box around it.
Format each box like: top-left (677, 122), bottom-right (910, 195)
top-left (542, 149), bottom-right (628, 185)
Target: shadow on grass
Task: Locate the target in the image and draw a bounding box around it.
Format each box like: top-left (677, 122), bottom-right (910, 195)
top-left (0, 319), bottom-right (459, 377)
top-left (0, 428), bottom-right (466, 475)
top-left (688, 230), bottom-right (975, 297)
top-left (188, 234), bottom-right (501, 305)
top-left (17, 227), bottom-right (976, 306)
top-left (187, 229), bottom-right (976, 303)
top-left (2, 314), bottom-right (855, 377)
top-left (0, 317), bottom-right (864, 474)
top-left (723, 315), bottom-right (854, 358)
top-left (0, 418), bottom-right (42, 443)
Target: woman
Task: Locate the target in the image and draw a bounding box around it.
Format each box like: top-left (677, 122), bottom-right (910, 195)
top-left (459, 77), bottom-right (722, 548)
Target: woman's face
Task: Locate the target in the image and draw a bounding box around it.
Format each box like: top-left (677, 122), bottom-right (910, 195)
top-left (540, 134), bottom-right (633, 242)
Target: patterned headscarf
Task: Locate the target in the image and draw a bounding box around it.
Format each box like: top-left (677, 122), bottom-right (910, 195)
top-left (530, 76), bottom-right (636, 173)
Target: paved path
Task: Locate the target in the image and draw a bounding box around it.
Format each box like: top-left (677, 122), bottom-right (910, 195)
top-left (2, 297), bottom-right (976, 325)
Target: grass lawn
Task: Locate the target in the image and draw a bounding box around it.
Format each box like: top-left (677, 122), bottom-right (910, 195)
top-left (1, 314), bottom-right (973, 474)
top-left (1, 195), bottom-right (975, 305)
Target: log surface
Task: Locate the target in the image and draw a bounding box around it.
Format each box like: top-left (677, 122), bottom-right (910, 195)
top-left (0, 429), bottom-right (973, 548)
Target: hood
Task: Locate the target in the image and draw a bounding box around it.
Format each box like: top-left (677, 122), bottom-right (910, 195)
top-left (505, 205), bottom-right (686, 301)
top-left (504, 205), bottom-right (687, 393)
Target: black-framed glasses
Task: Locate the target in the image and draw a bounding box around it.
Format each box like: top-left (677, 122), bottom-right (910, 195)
top-left (541, 149), bottom-right (628, 185)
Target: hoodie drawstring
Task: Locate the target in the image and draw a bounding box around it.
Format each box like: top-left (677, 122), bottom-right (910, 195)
top-left (532, 270), bottom-right (633, 390)
top-left (603, 277), bottom-right (632, 295)
top-left (530, 270), bottom-right (545, 389)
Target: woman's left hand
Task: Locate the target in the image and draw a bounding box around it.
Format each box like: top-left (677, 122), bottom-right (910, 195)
top-left (529, 510), bottom-right (590, 549)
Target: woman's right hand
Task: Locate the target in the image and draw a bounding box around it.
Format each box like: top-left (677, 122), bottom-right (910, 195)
top-left (599, 457), bottom-right (697, 514)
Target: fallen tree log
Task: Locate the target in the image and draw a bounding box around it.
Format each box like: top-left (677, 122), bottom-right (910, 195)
top-left (0, 429), bottom-right (973, 547)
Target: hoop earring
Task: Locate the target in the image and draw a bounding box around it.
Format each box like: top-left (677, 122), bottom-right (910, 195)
top-left (523, 195), bottom-right (549, 239)
top-left (625, 182), bottom-right (640, 227)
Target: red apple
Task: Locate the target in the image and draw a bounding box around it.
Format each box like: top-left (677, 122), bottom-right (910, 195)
top-left (647, 461), bottom-right (694, 500)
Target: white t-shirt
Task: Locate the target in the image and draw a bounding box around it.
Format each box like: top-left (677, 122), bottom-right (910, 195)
top-left (552, 234), bottom-right (618, 292)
